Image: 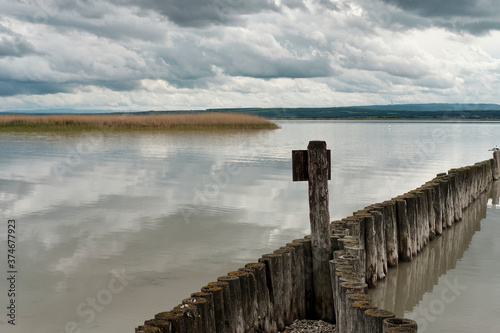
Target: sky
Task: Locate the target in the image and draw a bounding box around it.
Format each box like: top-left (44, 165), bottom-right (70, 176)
top-left (1, 0), bottom-right (500, 112)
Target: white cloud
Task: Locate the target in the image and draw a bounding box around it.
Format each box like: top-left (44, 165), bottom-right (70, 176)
top-left (0, 0), bottom-right (499, 110)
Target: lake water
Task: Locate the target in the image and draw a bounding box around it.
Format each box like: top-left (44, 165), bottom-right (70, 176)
top-left (0, 120), bottom-right (499, 332)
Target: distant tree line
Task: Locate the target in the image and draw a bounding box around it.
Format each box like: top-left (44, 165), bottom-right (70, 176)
top-left (142, 107), bottom-right (500, 120)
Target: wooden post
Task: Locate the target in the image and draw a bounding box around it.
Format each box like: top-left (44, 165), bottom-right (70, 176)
top-left (346, 293), bottom-right (371, 333)
top-left (208, 281), bottom-right (234, 333)
top-left (382, 201), bottom-right (399, 267)
top-left (423, 186), bottom-right (436, 240)
top-left (448, 173), bottom-right (462, 222)
top-left (350, 301), bottom-right (377, 332)
top-left (365, 308), bottom-right (395, 333)
top-left (385, 328), bottom-right (417, 333)
top-left (339, 281), bottom-right (368, 332)
top-left (190, 292), bottom-right (217, 333)
top-left (341, 253), bottom-right (364, 282)
top-left (383, 318), bottom-right (418, 331)
top-left (217, 275), bottom-right (244, 333)
top-left (143, 319), bottom-right (172, 333)
top-left (259, 253), bottom-right (285, 329)
top-left (395, 198), bottom-right (412, 261)
top-left (401, 194), bottom-right (418, 256)
top-left (136, 325), bottom-right (162, 333)
top-left (414, 190), bottom-right (429, 249)
top-left (286, 242), bottom-right (307, 320)
top-left (363, 214), bottom-right (378, 288)
top-left (198, 287), bottom-right (225, 333)
top-left (273, 247), bottom-right (293, 326)
top-left (155, 311), bottom-right (186, 333)
top-left (182, 297), bottom-right (210, 333)
top-left (244, 262), bottom-right (277, 333)
top-left (429, 181), bottom-right (443, 236)
top-left (292, 141), bottom-right (334, 321)
top-left (172, 303), bottom-right (202, 332)
top-left (293, 237), bottom-right (315, 319)
top-left (228, 271), bottom-right (253, 331)
top-left (370, 210), bottom-right (387, 280)
top-left (493, 150), bottom-right (500, 180)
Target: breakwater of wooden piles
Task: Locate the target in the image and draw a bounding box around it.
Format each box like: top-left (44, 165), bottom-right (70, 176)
top-left (370, 179), bottom-right (499, 313)
top-left (135, 150), bottom-right (500, 333)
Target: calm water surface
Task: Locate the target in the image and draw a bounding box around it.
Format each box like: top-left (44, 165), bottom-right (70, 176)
top-left (0, 120), bottom-right (499, 332)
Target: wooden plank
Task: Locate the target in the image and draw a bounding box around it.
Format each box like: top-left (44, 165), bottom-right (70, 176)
top-left (292, 150), bottom-right (308, 181)
top-left (292, 149), bottom-right (331, 181)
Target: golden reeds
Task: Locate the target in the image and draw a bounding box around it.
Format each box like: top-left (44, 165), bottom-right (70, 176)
top-left (0, 112), bottom-right (278, 131)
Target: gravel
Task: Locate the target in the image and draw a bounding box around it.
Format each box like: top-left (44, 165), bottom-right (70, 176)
top-left (279, 319), bottom-right (336, 333)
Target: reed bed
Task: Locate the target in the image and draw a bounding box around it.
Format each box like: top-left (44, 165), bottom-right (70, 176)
top-left (0, 112), bottom-right (278, 131)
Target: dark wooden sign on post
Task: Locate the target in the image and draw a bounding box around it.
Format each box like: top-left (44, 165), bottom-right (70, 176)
top-left (292, 141), bottom-right (334, 322)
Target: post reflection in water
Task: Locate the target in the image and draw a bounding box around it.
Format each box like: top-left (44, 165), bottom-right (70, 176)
top-left (369, 180), bottom-right (500, 319)
top-left (489, 180), bottom-right (500, 206)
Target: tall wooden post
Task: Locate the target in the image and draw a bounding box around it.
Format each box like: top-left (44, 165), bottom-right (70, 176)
top-left (493, 150), bottom-right (500, 180)
top-left (292, 141), bottom-right (334, 322)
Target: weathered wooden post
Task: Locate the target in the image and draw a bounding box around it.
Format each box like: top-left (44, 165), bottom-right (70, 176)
top-left (292, 141), bottom-right (334, 322)
top-left (383, 317), bottom-right (418, 331)
top-left (136, 325), bottom-right (162, 333)
top-left (493, 150), bottom-right (500, 180)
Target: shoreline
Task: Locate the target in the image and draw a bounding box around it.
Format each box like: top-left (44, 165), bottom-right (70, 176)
top-left (270, 118), bottom-right (500, 122)
top-left (1, 114), bottom-right (499, 132)
top-left (0, 112), bottom-right (279, 132)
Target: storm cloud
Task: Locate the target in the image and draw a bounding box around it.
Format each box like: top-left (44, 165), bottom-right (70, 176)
top-left (119, 0), bottom-right (280, 27)
top-left (0, 25), bottom-right (37, 58)
top-left (380, 0), bottom-right (500, 35)
top-left (0, 0), bottom-right (499, 111)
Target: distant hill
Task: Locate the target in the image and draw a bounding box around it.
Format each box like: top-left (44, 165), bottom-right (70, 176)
top-left (204, 104), bottom-right (500, 119)
top-left (354, 103), bottom-right (500, 112)
top-left (3, 103), bottom-right (500, 119)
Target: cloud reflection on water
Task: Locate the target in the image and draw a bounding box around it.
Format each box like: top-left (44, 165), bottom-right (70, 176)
top-left (0, 121), bottom-right (499, 332)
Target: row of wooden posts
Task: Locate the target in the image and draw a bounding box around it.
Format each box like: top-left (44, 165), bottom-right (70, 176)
top-left (371, 183), bottom-right (495, 311)
top-left (136, 144), bottom-right (500, 333)
top-left (357, 151), bottom-right (499, 289)
top-left (331, 150), bottom-right (499, 333)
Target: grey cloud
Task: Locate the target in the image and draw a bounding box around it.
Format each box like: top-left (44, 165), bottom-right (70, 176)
top-left (0, 26), bottom-right (37, 58)
top-left (414, 76), bottom-right (455, 89)
top-left (0, 78), bottom-right (141, 97)
top-left (49, 16), bottom-right (167, 42)
top-left (380, 0), bottom-right (500, 34)
top-left (57, 0), bottom-right (112, 20)
top-left (94, 79), bottom-right (142, 91)
top-left (385, 0), bottom-right (493, 18)
top-left (156, 40), bottom-right (335, 87)
top-left (318, 0), bottom-right (340, 11)
top-left (214, 39), bottom-right (336, 79)
top-left (8, 0), bottom-right (277, 39)
top-left (3, 1), bottom-right (166, 42)
top-left (0, 80), bottom-right (74, 97)
top-left (222, 55), bottom-right (335, 79)
top-left (117, 0), bottom-right (279, 27)
top-left (36, 1), bottom-right (168, 42)
top-left (338, 49), bottom-right (430, 80)
top-left (445, 20), bottom-right (500, 36)
top-left (280, 0), bottom-right (306, 9)
top-left (0, 36), bottom-right (37, 58)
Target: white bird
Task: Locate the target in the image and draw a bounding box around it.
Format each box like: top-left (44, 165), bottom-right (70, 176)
top-left (489, 145), bottom-right (499, 151)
